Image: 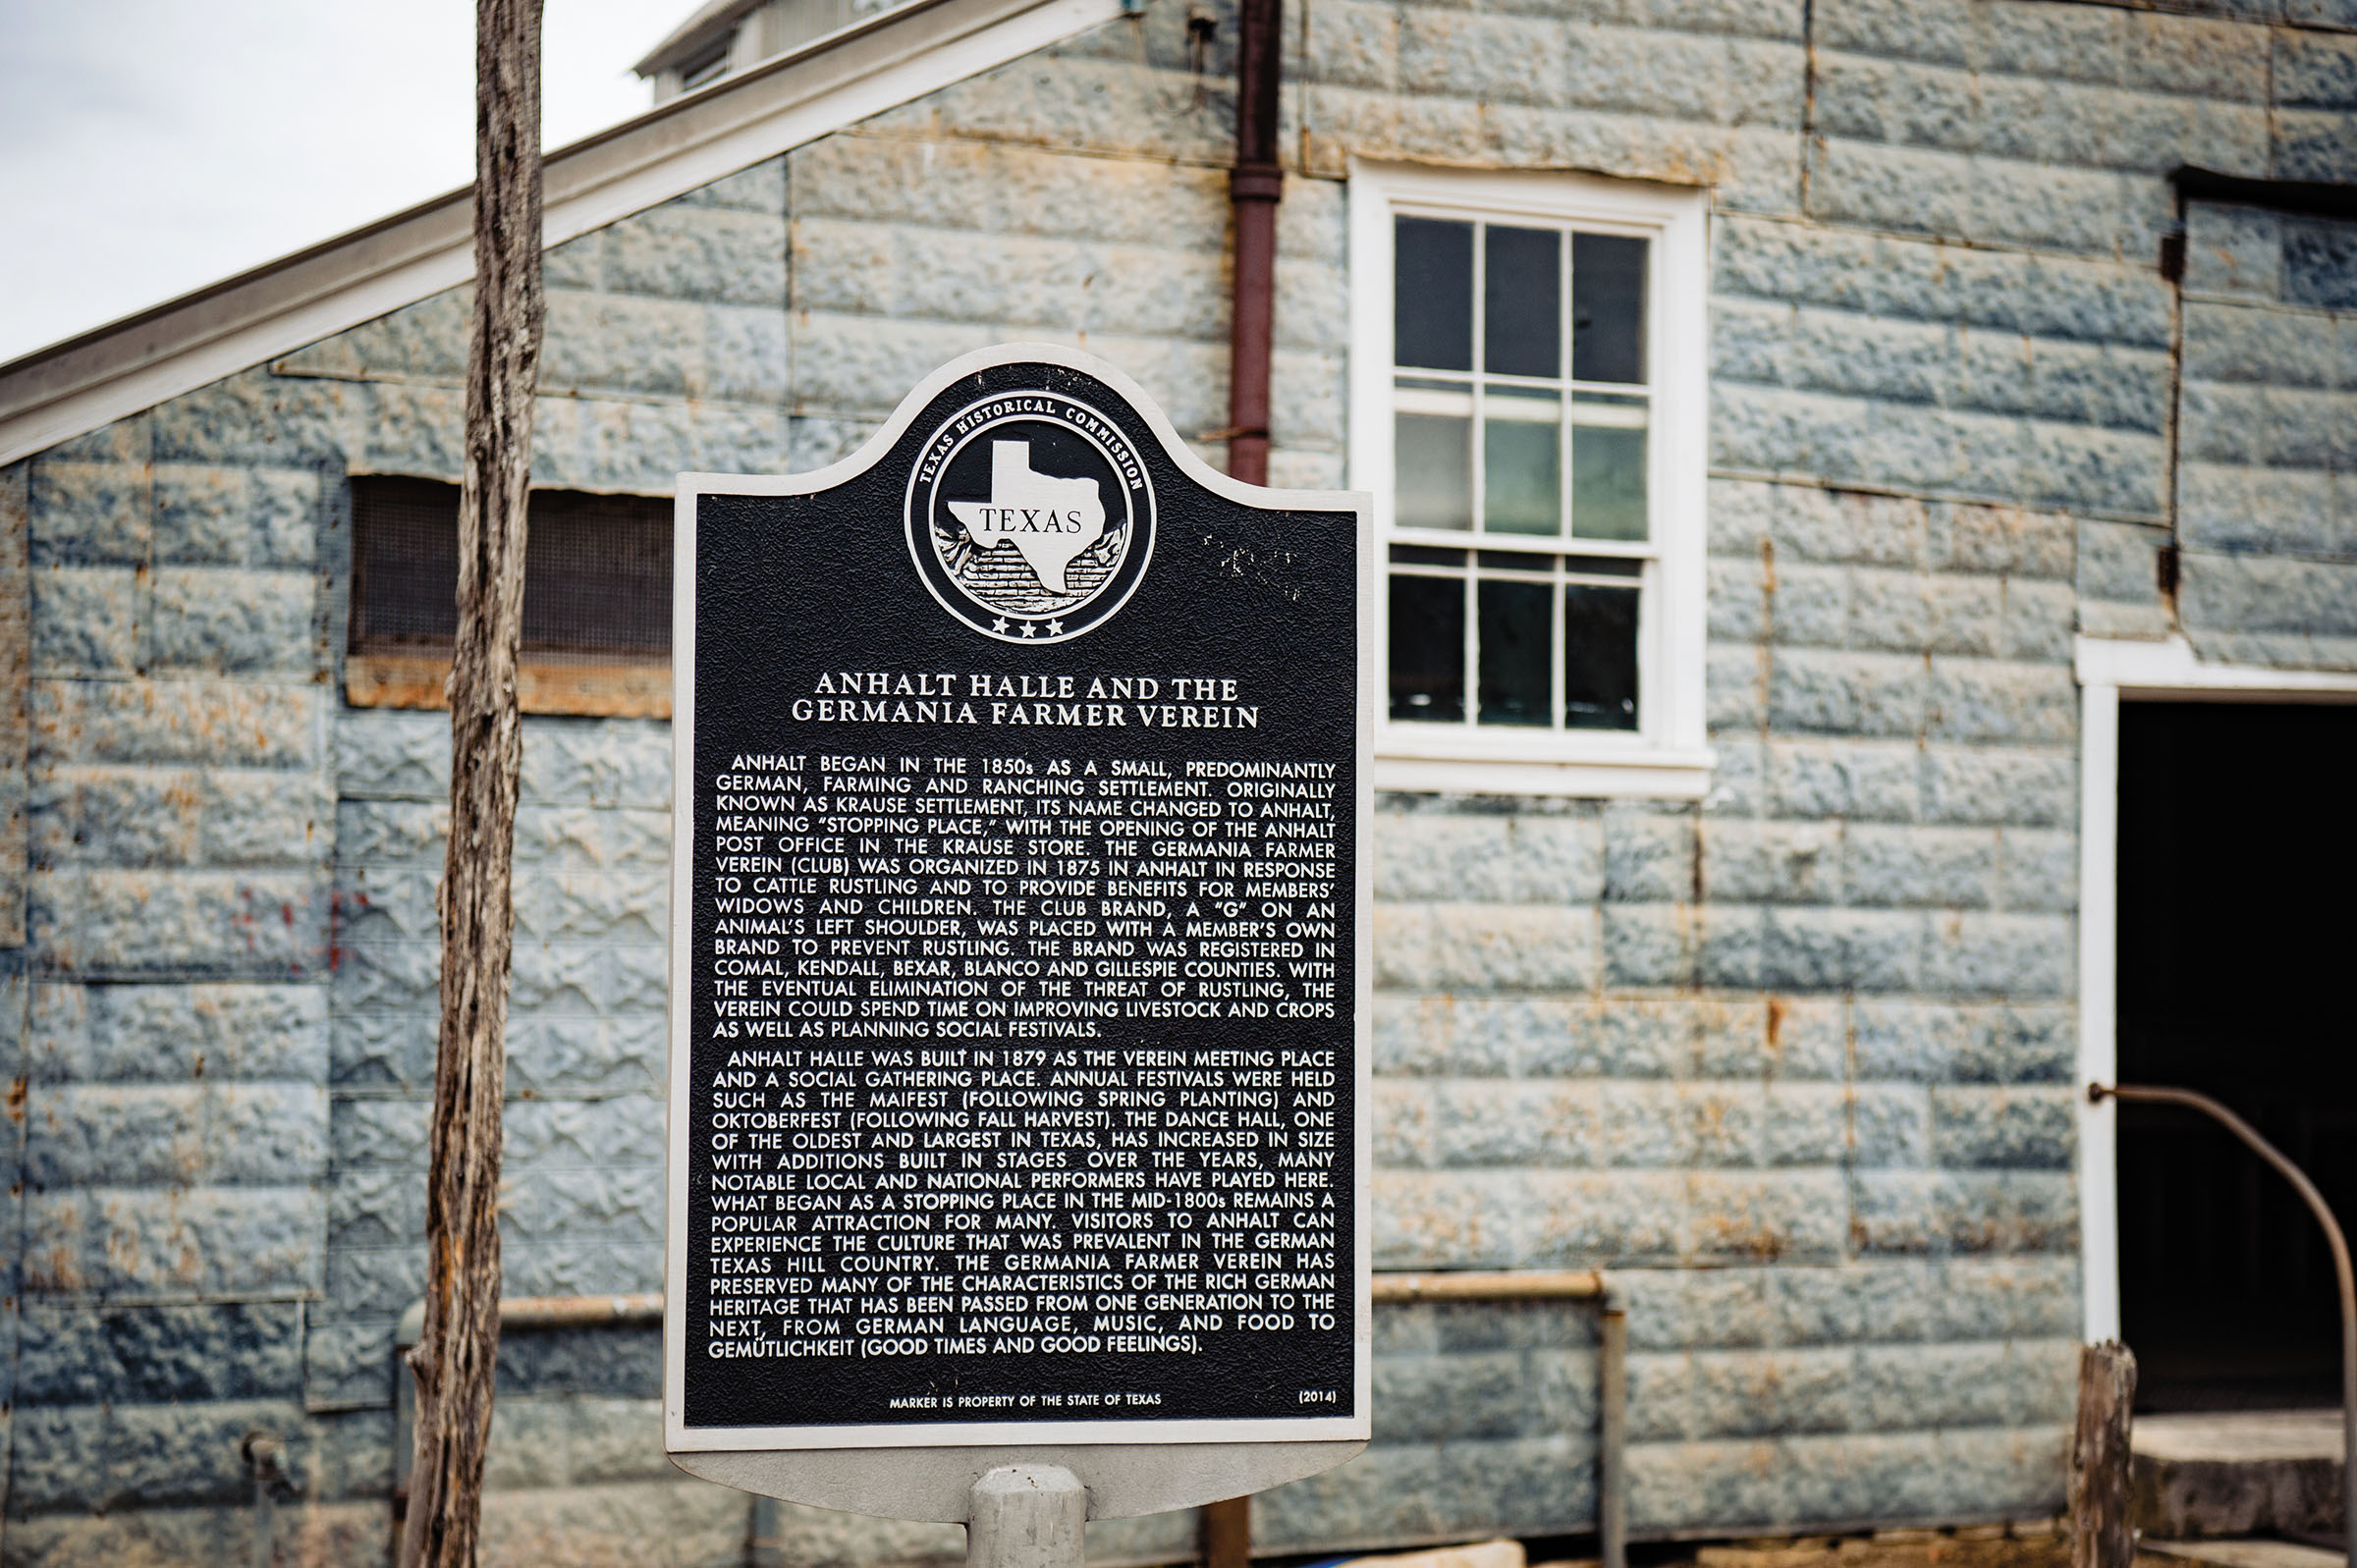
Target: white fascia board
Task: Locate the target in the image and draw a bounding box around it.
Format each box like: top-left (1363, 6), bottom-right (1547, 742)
top-left (0, 0), bottom-right (1122, 470)
top-left (2075, 633), bottom-right (2357, 699)
top-left (1371, 749), bottom-right (1715, 799)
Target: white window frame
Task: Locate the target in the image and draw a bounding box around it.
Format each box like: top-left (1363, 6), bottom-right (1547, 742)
top-left (2073, 633), bottom-right (2357, 1344)
top-left (1349, 159), bottom-right (1713, 798)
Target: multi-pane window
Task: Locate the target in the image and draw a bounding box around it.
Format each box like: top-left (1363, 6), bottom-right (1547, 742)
top-left (1386, 214), bottom-right (1652, 733)
top-left (1352, 165), bottom-right (1710, 796)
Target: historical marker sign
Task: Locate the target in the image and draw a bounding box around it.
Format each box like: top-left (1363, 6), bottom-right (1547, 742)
top-left (665, 345), bottom-right (1371, 1492)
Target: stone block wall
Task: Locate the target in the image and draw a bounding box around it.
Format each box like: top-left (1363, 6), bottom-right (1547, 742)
top-left (1364, 754), bottom-right (2084, 1537)
top-left (782, 0), bottom-right (1358, 490)
top-left (266, 160), bottom-right (793, 496)
top-left (321, 712), bottom-right (673, 1399)
top-left (0, 165), bottom-right (796, 1564)
top-left (754, 0), bottom-right (2333, 1547)
top-left (6, 414), bottom-right (343, 1560)
top-left (2175, 197), bottom-right (2357, 669)
top-left (757, 0), bottom-right (2170, 1541)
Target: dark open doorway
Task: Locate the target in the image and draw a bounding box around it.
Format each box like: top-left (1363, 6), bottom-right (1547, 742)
top-left (2116, 700), bottom-right (2357, 1413)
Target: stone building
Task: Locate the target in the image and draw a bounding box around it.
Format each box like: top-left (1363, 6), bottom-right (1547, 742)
top-left (1, 0), bottom-right (2354, 1561)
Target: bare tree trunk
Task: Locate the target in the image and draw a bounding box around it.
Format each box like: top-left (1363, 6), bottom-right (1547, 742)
top-left (2070, 1340), bottom-right (2139, 1568)
top-left (400, 0), bottom-right (543, 1562)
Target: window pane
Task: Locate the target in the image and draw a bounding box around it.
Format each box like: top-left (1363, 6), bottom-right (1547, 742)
top-left (1477, 577), bottom-right (1552, 727)
top-left (1482, 388), bottom-right (1560, 535)
top-left (1564, 584), bottom-right (1639, 730)
top-left (1396, 411), bottom-right (1472, 529)
top-left (1562, 554), bottom-right (1642, 577)
top-left (1389, 573), bottom-right (1465, 722)
top-left (1572, 233), bottom-right (1646, 384)
top-left (1484, 226), bottom-right (1560, 378)
top-left (1396, 218), bottom-right (1472, 371)
top-left (1571, 423), bottom-right (1646, 541)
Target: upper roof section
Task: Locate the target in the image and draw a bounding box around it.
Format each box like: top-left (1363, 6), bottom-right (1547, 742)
top-left (0, 0), bottom-right (1121, 469)
top-left (634, 0), bottom-right (769, 78)
top-left (637, 0), bottom-right (918, 103)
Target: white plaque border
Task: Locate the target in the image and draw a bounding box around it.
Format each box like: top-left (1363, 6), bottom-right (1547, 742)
top-left (665, 343), bottom-right (1375, 1504)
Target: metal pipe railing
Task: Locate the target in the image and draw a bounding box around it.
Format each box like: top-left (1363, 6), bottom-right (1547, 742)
top-left (1598, 1303), bottom-right (1627, 1566)
top-left (389, 1274), bottom-right (1629, 1568)
top-left (2091, 1081), bottom-right (2355, 1568)
top-left (1372, 1271), bottom-right (1624, 1568)
top-left (391, 1293), bottom-right (664, 1518)
top-left (1371, 1269), bottom-right (1605, 1304)
top-left (393, 1291), bottom-right (660, 1347)
top-left (242, 1430), bottom-right (291, 1568)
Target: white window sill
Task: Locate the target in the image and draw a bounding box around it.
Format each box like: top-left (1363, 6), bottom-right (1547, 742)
top-left (1371, 730), bottom-right (1715, 798)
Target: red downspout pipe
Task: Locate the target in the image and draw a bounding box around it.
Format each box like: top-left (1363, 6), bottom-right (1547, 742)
top-left (1226, 0), bottom-right (1283, 485)
top-left (1202, 46), bottom-right (1275, 1470)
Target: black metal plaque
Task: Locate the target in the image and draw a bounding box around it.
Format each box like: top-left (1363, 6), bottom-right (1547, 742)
top-left (666, 345), bottom-right (1371, 1451)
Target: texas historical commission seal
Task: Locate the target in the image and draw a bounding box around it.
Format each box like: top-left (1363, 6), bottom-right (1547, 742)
top-left (905, 390), bottom-right (1157, 644)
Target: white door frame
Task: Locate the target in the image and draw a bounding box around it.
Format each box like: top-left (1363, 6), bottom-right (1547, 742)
top-left (2075, 634), bottom-right (2357, 1341)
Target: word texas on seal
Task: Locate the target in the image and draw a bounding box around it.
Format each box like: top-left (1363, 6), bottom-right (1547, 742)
top-left (906, 389), bottom-right (1156, 645)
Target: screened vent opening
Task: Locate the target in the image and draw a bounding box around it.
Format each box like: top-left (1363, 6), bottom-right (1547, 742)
top-left (348, 475), bottom-right (673, 718)
top-left (679, 36), bottom-right (733, 89)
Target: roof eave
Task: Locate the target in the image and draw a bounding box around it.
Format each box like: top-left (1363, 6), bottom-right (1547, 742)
top-left (0, 0), bottom-right (1124, 468)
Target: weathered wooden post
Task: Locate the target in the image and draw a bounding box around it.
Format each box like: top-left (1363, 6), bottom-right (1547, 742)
top-left (1202, 1495), bottom-right (1251, 1568)
top-left (401, 0), bottom-right (544, 1561)
top-left (2070, 1340), bottom-right (2138, 1568)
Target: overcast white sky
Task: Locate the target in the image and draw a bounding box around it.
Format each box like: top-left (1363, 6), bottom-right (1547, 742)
top-left (0, 0), bottom-right (675, 364)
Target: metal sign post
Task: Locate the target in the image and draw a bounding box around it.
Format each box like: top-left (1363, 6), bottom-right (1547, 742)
top-left (666, 345), bottom-right (1374, 1565)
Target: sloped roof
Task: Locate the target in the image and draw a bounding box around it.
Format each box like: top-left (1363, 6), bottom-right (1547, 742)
top-left (0, 0), bottom-right (1121, 468)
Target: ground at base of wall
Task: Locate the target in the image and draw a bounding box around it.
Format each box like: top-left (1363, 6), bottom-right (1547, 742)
top-left (0, 1479), bottom-right (747, 1568)
top-left (1680, 1527), bottom-right (2067, 1568)
top-left (10, 1507), bottom-right (2219, 1568)
top-left (2144, 1542), bottom-right (2348, 1568)
top-left (1330, 1522), bottom-right (2077, 1568)
top-left (1617, 1529), bottom-right (2341, 1568)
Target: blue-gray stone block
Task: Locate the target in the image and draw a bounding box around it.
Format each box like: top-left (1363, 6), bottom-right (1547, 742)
top-left (27, 1082), bottom-right (327, 1188)
top-left (1930, 1086), bottom-right (2076, 1169)
top-left (14, 1302), bottom-right (303, 1405)
top-left (29, 460), bottom-right (151, 566)
top-left (24, 1187), bottom-right (326, 1301)
top-left (9, 1397), bottom-right (312, 1512)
